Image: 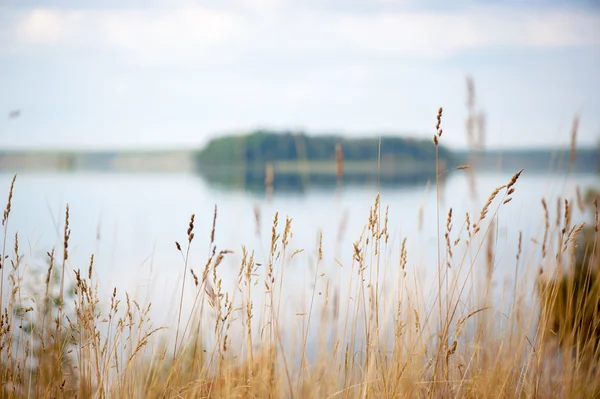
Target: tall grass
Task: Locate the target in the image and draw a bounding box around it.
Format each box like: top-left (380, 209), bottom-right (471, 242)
top-left (1, 115), bottom-right (599, 398)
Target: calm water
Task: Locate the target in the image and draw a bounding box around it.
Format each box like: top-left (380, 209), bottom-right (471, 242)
top-left (1, 170), bottom-right (598, 352)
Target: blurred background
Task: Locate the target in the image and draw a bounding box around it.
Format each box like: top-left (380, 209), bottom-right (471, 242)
top-left (0, 0), bottom-right (599, 328)
top-left (1, 0), bottom-right (599, 150)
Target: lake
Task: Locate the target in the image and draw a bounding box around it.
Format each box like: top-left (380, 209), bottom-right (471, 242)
top-left (1, 170), bottom-right (598, 356)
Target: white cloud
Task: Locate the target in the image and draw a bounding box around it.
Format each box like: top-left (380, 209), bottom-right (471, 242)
top-left (4, 3), bottom-right (600, 65)
top-left (237, 0), bottom-right (289, 11)
top-left (17, 9), bottom-right (78, 45)
top-left (12, 7), bottom-right (243, 64)
top-left (103, 9), bottom-right (242, 63)
top-left (334, 6), bottom-right (600, 57)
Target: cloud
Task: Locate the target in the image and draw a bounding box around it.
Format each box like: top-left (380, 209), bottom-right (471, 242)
top-left (12, 7), bottom-right (243, 64)
top-left (237, 0), bottom-right (290, 11)
top-left (4, 2), bottom-right (600, 66)
top-left (104, 9), bottom-right (241, 63)
top-left (334, 6), bottom-right (600, 57)
top-left (16, 9), bottom-right (64, 45)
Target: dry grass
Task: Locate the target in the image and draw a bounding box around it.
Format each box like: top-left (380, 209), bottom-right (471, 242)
top-left (1, 111), bottom-right (599, 399)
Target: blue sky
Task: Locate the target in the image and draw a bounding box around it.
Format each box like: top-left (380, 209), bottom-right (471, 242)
top-left (1, 0), bottom-right (599, 150)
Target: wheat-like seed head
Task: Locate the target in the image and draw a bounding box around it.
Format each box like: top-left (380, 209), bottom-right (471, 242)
top-left (2, 174), bottom-right (16, 227)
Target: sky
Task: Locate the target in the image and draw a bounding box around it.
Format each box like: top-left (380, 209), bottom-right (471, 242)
top-left (0, 0), bottom-right (599, 150)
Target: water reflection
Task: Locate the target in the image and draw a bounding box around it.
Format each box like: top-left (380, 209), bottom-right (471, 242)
top-left (196, 166), bottom-right (442, 195)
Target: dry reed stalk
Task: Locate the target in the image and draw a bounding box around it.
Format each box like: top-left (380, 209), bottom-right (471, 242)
top-left (507, 168), bottom-right (524, 190)
top-left (254, 203), bottom-right (261, 237)
top-left (265, 162), bottom-right (274, 200)
top-left (476, 169), bottom-right (522, 234)
top-left (566, 223), bottom-right (585, 271)
top-left (174, 213), bottom-right (195, 357)
top-left (466, 76), bottom-right (475, 147)
top-left (556, 197), bottom-right (562, 228)
top-left (465, 76), bottom-right (487, 151)
top-left (477, 111), bottom-right (487, 150)
top-left (486, 218), bottom-right (495, 286)
top-left (178, 210), bottom-right (222, 364)
top-left (383, 205), bottom-right (390, 244)
top-left (512, 230), bottom-right (523, 316)
top-left (467, 167), bottom-right (478, 201)
top-left (436, 107), bottom-right (444, 137)
top-left (570, 114), bottom-right (579, 165)
top-left (563, 199), bottom-right (572, 236)
top-left (282, 216), bottom-right (292, 248)
top-left (595, 195), bottom-right (599, 233)
top-left (336, 142), bottom-right (344, 184)
top-left (274, 216), bottom-right (294, 384)
top-left (1, 174), bottom-right (17, 322)
top-left (190, 269), bottom-right (199, 287)
top-left (57, 204), bottom-right (71, 380)
top-left (445, 208), bottom-right (453, 268)
top-left (465, 77), bottom-right (488, 200)
top-left (1, 174), bottom-right (15, 228)
top-left (239, 246), bottom-right (257, 367)
top-left (576, 186), bottom-right (585, 213)
top-left (269, 212), bottom-right (279, 264)
top-left (318, 230), bottom-right (323, 262)
top-left (542, 199), bottom-right (550, 259)
top-left (210, 205), bottom-right (217, 246)
top-left (465, 212), bottom-right (472, 241)
top-left (433, 106), bottom-right (453, 389)
top-left (473, 185), bottom-right (505, 235)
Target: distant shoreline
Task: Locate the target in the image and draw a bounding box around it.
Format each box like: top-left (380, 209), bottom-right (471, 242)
top-left (0, 128), bottom-right (597, 178)
top-left (0, 148), bottom-right (596, 173)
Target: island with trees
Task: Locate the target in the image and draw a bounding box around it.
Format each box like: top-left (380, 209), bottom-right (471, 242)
top-left (195, 130), bottom-right (457, 192)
